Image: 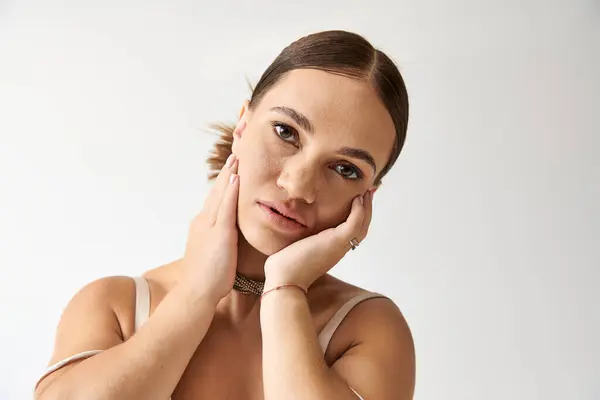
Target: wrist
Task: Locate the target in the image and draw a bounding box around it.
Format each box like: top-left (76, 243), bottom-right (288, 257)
top-left (263, 276), bottom-right (305, 292)
top-left (261, 283), bottom-right (307, 301)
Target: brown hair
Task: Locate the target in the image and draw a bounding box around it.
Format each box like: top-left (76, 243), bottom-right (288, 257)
top-left (206, 30), bottom-right (409, 186)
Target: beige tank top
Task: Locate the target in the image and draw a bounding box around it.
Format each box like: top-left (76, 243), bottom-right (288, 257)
top-left (36, 276), bottom-right (385, 398)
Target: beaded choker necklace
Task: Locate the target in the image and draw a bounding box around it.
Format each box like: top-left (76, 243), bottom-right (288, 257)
top-left (232, 272), bottom-right (264, 295)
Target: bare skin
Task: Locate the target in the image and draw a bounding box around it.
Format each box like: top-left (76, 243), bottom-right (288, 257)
top-left (35, 69), bottom-right (416, 400)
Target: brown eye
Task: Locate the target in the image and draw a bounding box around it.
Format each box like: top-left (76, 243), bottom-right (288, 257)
top-left (272, 122), bottom-right (297, 143)
top-left (334, 164), bottom-right (362, 180)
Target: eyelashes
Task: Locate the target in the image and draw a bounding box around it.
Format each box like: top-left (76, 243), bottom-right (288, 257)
top-left (271, 121), bottom-right (298, 143)
top-left (270, 121), bottom-right (363, 181)
top-left (333, 164), bottom-right (362, 180)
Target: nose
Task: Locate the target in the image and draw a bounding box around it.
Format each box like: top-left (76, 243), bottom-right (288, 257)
top-left (276, 155), bottom-right (318, 204)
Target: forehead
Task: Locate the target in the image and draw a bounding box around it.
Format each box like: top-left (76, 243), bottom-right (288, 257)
top-left (255, 69), bottom-right (396, 168)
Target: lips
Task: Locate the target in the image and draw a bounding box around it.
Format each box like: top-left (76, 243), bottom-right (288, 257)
top-left (268, 206), bottom-right (298, 223)
top-left (258, 201), bottom-right (307, 227)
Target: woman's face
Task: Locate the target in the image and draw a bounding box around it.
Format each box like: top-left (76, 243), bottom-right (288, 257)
top-left (232, 68), bottom-right (396, 255)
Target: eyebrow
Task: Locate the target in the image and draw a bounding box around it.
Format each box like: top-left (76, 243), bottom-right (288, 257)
top-left (337, 147), bottom-right (377, 173)
top-left (271, 106), bottom-right (315, 133)
top-left (270, 106), bottom-right (377, 173)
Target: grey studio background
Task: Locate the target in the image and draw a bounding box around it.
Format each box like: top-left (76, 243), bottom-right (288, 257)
top-left (0, 1), bottom-right (598, 399)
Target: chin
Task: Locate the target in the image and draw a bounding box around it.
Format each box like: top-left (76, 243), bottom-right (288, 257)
top-left (237, 206), bottom-right (301, 255)
top-left (238, 219), bottom-right (290, 255)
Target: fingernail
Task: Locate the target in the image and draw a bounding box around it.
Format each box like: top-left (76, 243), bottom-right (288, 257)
top-left (226, 154), bottom-right (235, 167)
top-left (359, 195), bottom-right (364, 205)
top-left (229, 173), bottom-right (238, 184)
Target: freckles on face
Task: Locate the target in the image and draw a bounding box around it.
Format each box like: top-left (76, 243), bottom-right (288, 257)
top-left (239, 141), bottom-right (282, 182)
top-left (236, 68), bottom-right (395, 232)
top-left (261, 69), bottom-right (394, 174)
top-left (234, 126), bottom-right (285, 216)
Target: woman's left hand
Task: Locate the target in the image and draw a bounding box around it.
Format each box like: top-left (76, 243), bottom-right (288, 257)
top-left (263, 190), bottom-right (374, 291)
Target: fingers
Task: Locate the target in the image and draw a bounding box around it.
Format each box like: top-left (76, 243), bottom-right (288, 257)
top-left (360, 189), bottom-right (374, 239)
top-left (203, 153), bottom-right (239, 223)
top-left (202, 120), bottom-right (246, 220)
top-left (216, 170), bottom-right (240, 226)
top-left (334, 191), bottom-right (373, 251)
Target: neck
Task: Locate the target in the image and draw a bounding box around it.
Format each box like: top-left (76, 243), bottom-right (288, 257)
top-left (218, 229), bottom-right (268, 323)
top-left (235, 230), bottom-right (269, 281)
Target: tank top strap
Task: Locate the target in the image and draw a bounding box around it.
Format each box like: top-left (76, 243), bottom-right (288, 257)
top-left (133, 277), bottom-right (174, 399)
top-left (132, 276), bottom-right (151, 332)
top-left (318, 292), bottom-right (386, 354)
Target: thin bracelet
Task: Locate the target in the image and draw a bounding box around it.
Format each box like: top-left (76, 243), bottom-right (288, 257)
top-left (260, 284), bottom-right (307, 301)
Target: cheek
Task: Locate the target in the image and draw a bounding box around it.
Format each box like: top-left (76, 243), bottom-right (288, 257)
top-left (314, 196), bottom-right (354, 231)
top-left (238, 135), bottom-right (284, 180)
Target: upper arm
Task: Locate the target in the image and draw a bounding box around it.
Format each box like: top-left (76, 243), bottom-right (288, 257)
top-left (35, 276), bottom-right (134, 395)
top-left (330, 299), bottom-right (416, 400)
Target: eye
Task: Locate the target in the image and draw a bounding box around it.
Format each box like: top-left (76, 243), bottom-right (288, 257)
top-left (271, 122), bottom-right (298, 144)
top-left (333, 164), bottom-right (363, 180)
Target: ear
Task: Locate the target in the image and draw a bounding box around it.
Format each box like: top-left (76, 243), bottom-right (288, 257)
top-left (238, 99), bottom-right (250, 121)
top-left (232, 99), bottom-right (250, 154)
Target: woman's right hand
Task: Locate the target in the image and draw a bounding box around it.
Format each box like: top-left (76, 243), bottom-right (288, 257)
top-left (181, 135), bottom-right (242, 304)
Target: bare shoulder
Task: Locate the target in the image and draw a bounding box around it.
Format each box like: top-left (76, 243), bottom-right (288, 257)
top-left (75, 275), bottom-right (136, 304)
top-left (311, 274), bottom-right (368, 306)
top-left (35, 275), bottom-right (138, 394)
top-left (66, 275), bottom-right (139, 329)
top-left (50, 275), bottom-right (139, 352)
top-left (316, 274), bottom-right (414, 350)
top-left (343, 291), bottom-right (414, 350)
top-left (317, 275), bottom-right (416, 398)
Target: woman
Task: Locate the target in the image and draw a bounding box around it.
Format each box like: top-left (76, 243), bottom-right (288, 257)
top-left (34, 30), bottom-right (416, 399)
